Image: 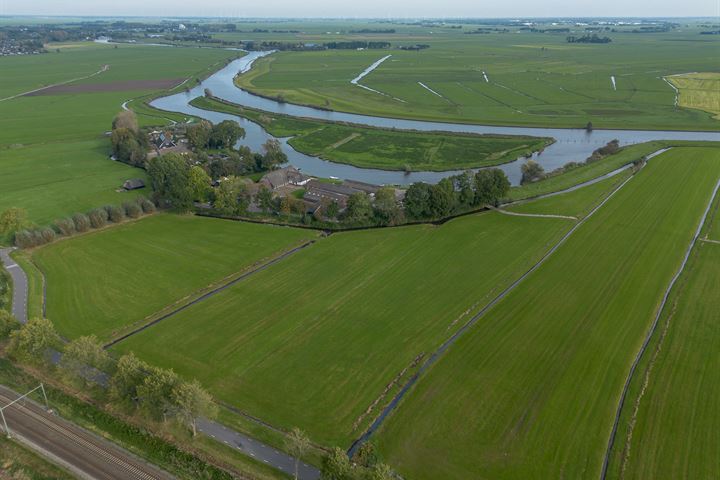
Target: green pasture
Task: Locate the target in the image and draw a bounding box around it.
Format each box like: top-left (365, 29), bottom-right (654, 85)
top-left (235, 31), bottom-right (720, 130)
top-left (0, 139), bottom-right (148, 225)
top-left (113, 211), bottom-right (572, 447)
top-left (191, 96), bottom-right (550, 171)
top-left (0, 42), bottom-right (238, 225)
top-left (32, 214), bottom-right (315, 340)
top-left (375, 147), bottom-right (720, 479)
top-left (605, 238), bottom-right (720, 479)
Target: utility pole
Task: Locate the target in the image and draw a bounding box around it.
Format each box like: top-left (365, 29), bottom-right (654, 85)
top-left (0, 384), bottom-right (50, 438)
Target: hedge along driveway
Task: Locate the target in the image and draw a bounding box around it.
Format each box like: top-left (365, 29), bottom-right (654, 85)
top-left (374, 147), bottom-right (720, 480)
top-left (32, 214), bottom-right (317, 340)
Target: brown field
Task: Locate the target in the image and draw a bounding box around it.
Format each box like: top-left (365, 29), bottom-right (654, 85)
top-left (25, 78), bottom-right (184, 95)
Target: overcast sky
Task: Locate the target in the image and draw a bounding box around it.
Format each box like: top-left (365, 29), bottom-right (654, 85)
top-left (1, 0), bottom-right (717, 19)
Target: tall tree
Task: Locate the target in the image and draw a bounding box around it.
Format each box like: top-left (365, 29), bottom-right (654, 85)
top-left (320, 447), bottom-right (352, 480)
top-left (373, 187), bottom-right (403, 225)
top-left (112, 110), bottom-right (139, 133)
top-left (8, 318), bottom-right (60, 365)
top-left (260, 139), bottom-right (287, 170)
top-left (137, 367), bottom-right (179, 421)
top-left (346, 192), bottom-right (373, 223)
top-left (430, 178), bottom-right (456, 218)
top-left (285, 427), bottom-right (311, 480)
top-left (172, 380), bottom-right (218, 437)
top-left (186, 120), bottom-right (212, 149)
top-left (188, 165), bottom-right (212, 202)
top-left (146, 153), bottom-right (193, 211)
top-left (110, 352), bottom-right (146, 402)
top-left (0, 207), bottom-right (30, 237)
top-left (404, 182), bottom-right (433, 219)
top-left (209, 120), bottom-right (245, 149)
top-left (60, 335), bottom-right (112, 385)
top-left (256, 186), bottom-right (275, 213)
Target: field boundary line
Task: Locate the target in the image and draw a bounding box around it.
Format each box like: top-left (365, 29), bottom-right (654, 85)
top-left (488, 205), bottom-right (577, 220)
top-left (103, 238), bottom-right (319, 348)
top-left (348, 159), bottom-right (642, 457)
top-left (700, 237), bottom-right (720, 245)
top-left (599, 176), bottom-right (720, 479)
top-left (0, 65), bottom-right (109, 102)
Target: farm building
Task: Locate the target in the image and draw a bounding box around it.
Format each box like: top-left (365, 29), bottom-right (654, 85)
top-left (259, 166), bottom-right (311, 190)
top-left (122, 179), bottom-right (145, 191)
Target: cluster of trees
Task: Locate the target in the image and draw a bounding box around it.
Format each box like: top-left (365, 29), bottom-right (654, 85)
top-left (110, 110), bottom-right (150, 167)
top-left (349, 29), bottom-right (396, 34)
top-left (3, 318), bottom-right (217, 437)
top-left (398, 44), bottom-right (430, 50)
top-left (325, 41), bottom-right (391, 49)
top-left (320, 443), bottom-right (396, 480)
top-left (524, 139), bottom-right (622, 185)
top-left (186, 118), bottom-right (245, 150)
top-left (404, 169), bottom-right (510, 220)
top-left (8, 197), bottom-right (155, 249)
top-left (566, 34), bottom-right (612, 44)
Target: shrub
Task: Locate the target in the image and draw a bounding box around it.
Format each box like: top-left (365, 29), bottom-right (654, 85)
top-left (14, 230), bottom-right (35, 249)
top-left (88, 208), bottom-right (108, 229)
top-left (104, 205), bottom-right (125, 223)
top-left (55, 217), bottom-right (76, 236)
top-left (39, 227), bottom-right (56, 244)
top-left (123, 201), bottom-right (142, 219)
top-left (0, 310), bottom-right (20, 339)
top-left (72, 213), bottom-right (91, 232)
top-left (136, 196), bottom-right (156, 214)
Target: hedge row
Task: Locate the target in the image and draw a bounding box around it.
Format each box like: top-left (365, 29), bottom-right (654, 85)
top-left (14, 196), bottom-right (156, 249)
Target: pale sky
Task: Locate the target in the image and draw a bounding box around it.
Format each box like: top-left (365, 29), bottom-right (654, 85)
top-left (1, 0), bottom-right (718, 19)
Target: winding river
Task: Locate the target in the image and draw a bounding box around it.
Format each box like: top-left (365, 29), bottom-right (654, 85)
top-left (151, 51), bottom-right (719, 185)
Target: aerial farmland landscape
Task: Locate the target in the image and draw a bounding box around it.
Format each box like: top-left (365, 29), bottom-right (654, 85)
top-left (0, 0), bottom-right (718, 479)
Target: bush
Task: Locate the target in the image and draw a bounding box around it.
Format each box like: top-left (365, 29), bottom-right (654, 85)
top-left (0, 310), bottom-right (20, 339)
top-left (88, 208), bottom-right (108, 229)
top-left (123, 201), bottom-right (142, 219)
top-left (72, 213), bottom-right (91, 232)
top-left (14, 230), bottom-right (32, 248)
top-left (137, 196), bottom-right (156, 214)
top-left (54, 217), bottom-right (76, 236)
top-left (104, 205), bottom-right (125, 223)
top-left (39, 227), bottom-right (56, 244)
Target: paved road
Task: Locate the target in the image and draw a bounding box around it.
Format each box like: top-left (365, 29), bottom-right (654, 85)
top-left (0, 248), bottom-right (28, 323)
top-left (198, 418), bottom-right (320, 480)
top-left (0, 385), bottom-right (174, 480)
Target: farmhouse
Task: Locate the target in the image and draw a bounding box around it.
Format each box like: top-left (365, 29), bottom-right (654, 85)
top-left (151, 131), bottom-right (176, 150)
top-left (122, 178), bottom-right (145, 191)
top-left (259, 166), bottom-right (310, 190)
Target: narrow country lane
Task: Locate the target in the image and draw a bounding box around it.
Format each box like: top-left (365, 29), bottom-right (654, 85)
top-left (0, 248), bottom-right (28, 323)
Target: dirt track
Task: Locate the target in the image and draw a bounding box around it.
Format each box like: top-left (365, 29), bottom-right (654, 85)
top-left (25, 78), bottom-right (184, 95)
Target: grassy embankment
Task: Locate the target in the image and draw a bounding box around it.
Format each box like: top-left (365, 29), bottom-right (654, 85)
top-left (190, 96), bottom-right (551, 171)
top-left (31, 214), bottom-right (316, 340)
top-left (0, 42), bottom-right (238, 225)
top-left (374, 147), bottom-right (720, 479)
top-left (605, 192), bottom-right (720, 479)
top-left (234, 29), bottom-right (720, 131)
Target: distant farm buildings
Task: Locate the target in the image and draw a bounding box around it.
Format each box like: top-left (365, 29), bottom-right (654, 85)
top-left (259, 166), bottom-right (311, 190)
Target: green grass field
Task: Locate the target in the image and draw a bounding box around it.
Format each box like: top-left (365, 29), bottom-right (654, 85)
top-left (0, 140), bottom-right (149, 225)
top-left (0, 42), bottom-right (238, 225)
top-left (32, 214), bottom-right (316, 339)
top-left (375, 147), bottom-right (720, 479)
top-left (191, 96), bottom-right (550, 171)
top-left (605, 240), bottom-right (720, 479)
top-left (113, 211), bottom-right (572, 446)
top-left (235, 29), bottom-right (720, 130)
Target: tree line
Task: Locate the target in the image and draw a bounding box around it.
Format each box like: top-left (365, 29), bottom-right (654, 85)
top-left (566, 34), bottom-right (612, 44)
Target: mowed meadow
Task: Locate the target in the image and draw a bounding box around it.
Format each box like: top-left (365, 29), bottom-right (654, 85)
top-left (0, 42), bottom-right (239, 224)
top-left (33, 214), bottom-right (316, 339)
top-left (236, 29), bottom-right (720, 130)
top-left (375, 147), bottom-right (720, 479)
top-left (605, 197), bottom-right (720, 479)
top-left (112, 210), bottom-right (574, 446)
